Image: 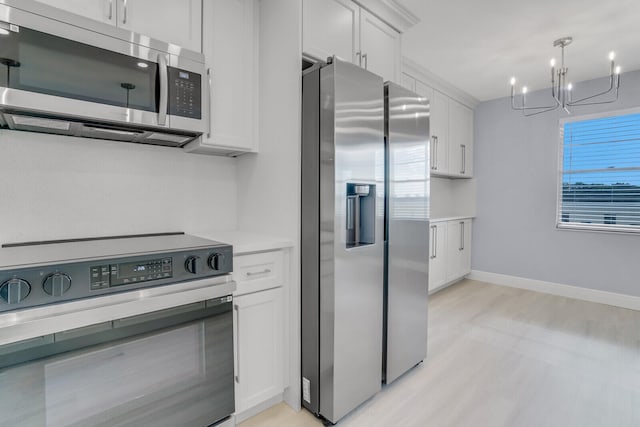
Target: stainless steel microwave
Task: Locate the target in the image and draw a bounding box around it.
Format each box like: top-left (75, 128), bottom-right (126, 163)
top-left (0, 0), bottom-right (206, 147)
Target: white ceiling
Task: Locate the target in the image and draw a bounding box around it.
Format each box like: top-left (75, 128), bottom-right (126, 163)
top-left (399, 0), bottom-right (640, 102)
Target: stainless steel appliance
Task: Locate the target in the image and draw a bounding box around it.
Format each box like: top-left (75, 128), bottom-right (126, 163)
top-left (383, 82), bottom-right (430, 384)
top-left (0, 233), bottom-right (233, 312)
top-left (0, 233), bottom-right (235, 427)
top-left (0, 0), bottom-right (205, 147)
top-left (301, 60), bottom-right (430, 424)
top-left (301, 58), bottom-right (385, 424)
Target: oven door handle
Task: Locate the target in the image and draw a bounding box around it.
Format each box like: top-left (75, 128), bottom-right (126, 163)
top-left (158, 53), bottom-right (169, 126)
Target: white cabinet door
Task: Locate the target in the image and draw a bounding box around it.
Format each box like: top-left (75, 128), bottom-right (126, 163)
top-left (415, 81), bottom-right (433, 99)
top-left (431, 89), bottom-right (449, 174)
top-left (445, 219), bottom-right (472, 282)
top-left (302, 0), bottom-right (360, 64)
top-left (234, 287), bottom-right (284, 414)
top-left (359, 8), bottom-right (400, 83)
top-left (401, 73), bottom-right (416, 91)
top-left (428, 222), bottom-right (447, 291)
top-left (195, 0), bottom-right (257, 153)
top-left (116, 0), bottom-right (202, 51)
top-left (448, 100), bottom-right (474, 177)
top-left (35, 0), bottom-right (116, 25)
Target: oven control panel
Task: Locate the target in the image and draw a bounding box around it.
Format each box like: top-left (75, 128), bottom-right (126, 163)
top-left (0, 244), bottom-right (232, 313)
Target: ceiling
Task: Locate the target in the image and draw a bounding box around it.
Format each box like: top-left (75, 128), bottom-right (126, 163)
top-left (399, 0), bottom-right (640, 102)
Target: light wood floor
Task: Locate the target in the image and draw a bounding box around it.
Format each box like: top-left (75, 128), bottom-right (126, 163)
top-left (240, 279), bottom-right (640, 427)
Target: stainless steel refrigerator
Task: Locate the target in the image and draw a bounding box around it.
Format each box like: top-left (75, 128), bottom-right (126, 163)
top-left (301, 58), bottom-right (429, 424)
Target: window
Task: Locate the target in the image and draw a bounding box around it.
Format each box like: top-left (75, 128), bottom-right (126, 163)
top-left (558, 110), bottom-right (640, 233)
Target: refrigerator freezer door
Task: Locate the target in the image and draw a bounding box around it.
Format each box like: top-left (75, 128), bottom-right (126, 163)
top-left (320, 59), bottom-right (385, 423)
top-left (301, 58), bottom-right (385, 425)
top-left (384, 82), bottom-right (430, 384)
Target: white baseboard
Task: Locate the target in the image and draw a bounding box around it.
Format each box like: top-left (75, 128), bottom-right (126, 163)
top-left (469, 270), bottom-right (640, 311)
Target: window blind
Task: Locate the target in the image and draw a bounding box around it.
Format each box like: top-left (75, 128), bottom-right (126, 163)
top-left (558, 112), bottom-right (640, 232)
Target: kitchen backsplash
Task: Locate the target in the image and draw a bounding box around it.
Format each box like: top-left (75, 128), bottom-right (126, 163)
top-left (0, 131), bottom-right (238, 244)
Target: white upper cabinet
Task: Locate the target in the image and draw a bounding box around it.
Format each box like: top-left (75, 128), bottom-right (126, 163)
top-left (359, 9), bottom-right (400, 83)
top-left (34, 0), bottom-right (202, 51)
top-left (116, 0), bottom-right (202, 51)
top-left (401, 73), bottom-right (416, 92)
top-left (303, 0), bottom-right (360, 63)
top-left (448, 100), bottom-right (474, 177)
top-left (415, 80), bottom-right (433, 99)
top-left (35, 0), bottom-right (116, 24)
top-left (430, 89), bottom-right (449, 174)
top-left (302, 0), bottom-right (401, 83)
top-left (207, 0), bottom-right (257, 152)
top-left (187, 0), bottom-right (258, 154)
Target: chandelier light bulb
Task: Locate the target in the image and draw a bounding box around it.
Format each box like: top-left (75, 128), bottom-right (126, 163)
top-left (609, 51), bottom-right (616, 61)
top-left (510, 77), bottom-right (516, 86)
top-left (522, 86), bottom-right (528, 94)
top-left (550, 58), bottom-right (556, 67)
top-left (567, 83), bottom-right (573, 91)
top-left (615, 66), bottom-right (621, 75)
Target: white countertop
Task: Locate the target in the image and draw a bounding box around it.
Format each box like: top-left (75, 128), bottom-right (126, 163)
top-left (192, 230), bottom-right (294, 254)
top-left (431, 216), bottom-right (475, 223)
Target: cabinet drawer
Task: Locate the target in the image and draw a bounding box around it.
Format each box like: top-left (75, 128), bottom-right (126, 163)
top-left (233, 250), bottom-right (284, 296)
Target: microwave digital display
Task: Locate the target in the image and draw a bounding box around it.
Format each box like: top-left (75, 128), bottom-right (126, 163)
top-left (179, 72), bottom-right (190, 79)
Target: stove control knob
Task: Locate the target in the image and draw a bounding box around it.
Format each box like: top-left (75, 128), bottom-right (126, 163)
top-left (0, 278), bottom-right (31, 304)
top-left (43, 273), bottom-right (72, 297)
top-left (208, 253), bottom-right (223, 271)
top-left (185, 256), bottom-right (202, 274)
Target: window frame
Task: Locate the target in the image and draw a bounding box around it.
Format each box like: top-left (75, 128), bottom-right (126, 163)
top-left (556, 107), bottom-right (640, 234)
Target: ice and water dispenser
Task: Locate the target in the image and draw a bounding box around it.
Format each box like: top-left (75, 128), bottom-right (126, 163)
top-left (346, 183), bottom-right (376, 248)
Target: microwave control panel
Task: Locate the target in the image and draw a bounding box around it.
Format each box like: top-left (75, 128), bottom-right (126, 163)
top-left (168, 67), bottom-right (202, 120)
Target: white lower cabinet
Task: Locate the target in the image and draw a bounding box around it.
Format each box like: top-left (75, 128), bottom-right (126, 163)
top-left (429, 218), bottom-right (472, 292)
top-left (234, 287), bottom-right (284, 413)
top-left (232, 249), bottom-right (286, 417)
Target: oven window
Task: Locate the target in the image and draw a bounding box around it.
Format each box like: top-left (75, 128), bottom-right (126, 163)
top-left (0, 305), bottom-right (234, 427)
top-left (0, 26), bottom-right (158, 112)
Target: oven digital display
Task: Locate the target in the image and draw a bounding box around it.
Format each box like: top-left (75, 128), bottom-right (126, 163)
top-left (90, 258), bottom-right (173, 289)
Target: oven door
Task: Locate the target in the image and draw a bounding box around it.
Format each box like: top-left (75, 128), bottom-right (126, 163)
top-left (0, 298), bottom-right (234, 427)
top-left (0, 3), bottom-right (204, 135)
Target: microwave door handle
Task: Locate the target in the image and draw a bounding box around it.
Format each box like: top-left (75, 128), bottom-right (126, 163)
top-left (158, 54), bottom-right (168, 126)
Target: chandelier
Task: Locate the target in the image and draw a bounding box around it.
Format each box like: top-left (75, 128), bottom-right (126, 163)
top-left (510, 37), bottom-right (621, 116)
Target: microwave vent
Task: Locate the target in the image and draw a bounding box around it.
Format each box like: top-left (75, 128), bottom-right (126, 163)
top-left (11, 115), bottom-right (71, 131)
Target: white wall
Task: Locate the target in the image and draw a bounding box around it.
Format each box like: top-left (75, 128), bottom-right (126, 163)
top-left (0, 131), bottom-right (237, 244)
top-left (236, 0), bottom-right (302, 411)
top-left (473, 70), bottom-right (640, 297)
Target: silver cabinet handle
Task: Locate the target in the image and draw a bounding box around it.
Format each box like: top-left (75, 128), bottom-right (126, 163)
top-left (122, 0), bottom-right (128, 24)
top-left (246, 269), bottom-right (272, 277)
top-left (108, 0), bottom-right (113, 20)
top-left (459, 221), bottom-right (465, 251)
top-left (234, 304), bottom-right (240, 383)
top-left (356, 51), bottom-right (362, 67)
top-left (431, 136), bottom-right (438, 170)
top-left (362, 53), bottom-right (368, 69)
top-left (206, 68), bottom-right (212, 138)
top-left (158, 53), bottom-right (168, 126)
top-left (461, 144), bottom-right (466, 174)
top-left (430, 225), bottom-right (437, 259)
